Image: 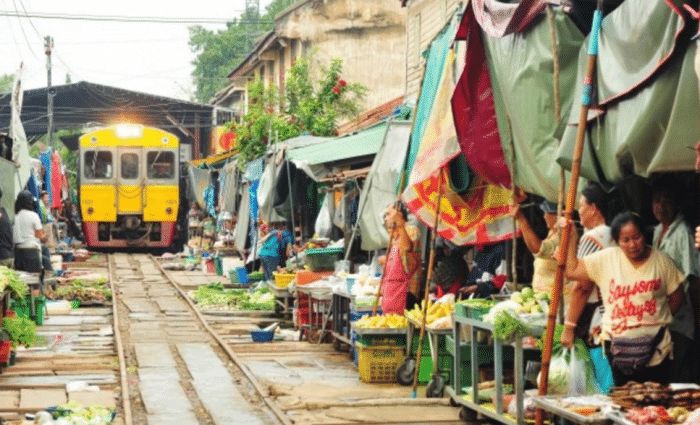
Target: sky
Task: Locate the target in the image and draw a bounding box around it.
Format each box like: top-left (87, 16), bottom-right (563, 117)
top-left (0, 0), bottom-right (272, 101)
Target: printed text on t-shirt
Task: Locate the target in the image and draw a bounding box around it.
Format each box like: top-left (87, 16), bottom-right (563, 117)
top-left (607, 278), bottom-right (661, 332)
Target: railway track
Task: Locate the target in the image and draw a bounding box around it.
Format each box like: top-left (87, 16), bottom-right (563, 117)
top-left (109, 253), bottom-right (281, 425)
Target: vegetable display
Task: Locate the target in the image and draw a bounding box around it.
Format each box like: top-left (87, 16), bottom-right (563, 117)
top-left (52, 279), bottom-right (112, 303)
top-left (0, 266), bottom-right (28, 298)
top-left (354, 314), bottom-right (407, 329)
top-left (493, 310), bottom-right (529, 342)
top-left (193, 283), bottom-right (275, 311)
top-left (49, 401), bottom-right (115, 425)
top-left (2, 316), bottom-right (36, 348)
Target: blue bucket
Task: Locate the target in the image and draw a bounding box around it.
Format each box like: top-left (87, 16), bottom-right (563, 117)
top-left (250, 330), bottom-right (274, 343)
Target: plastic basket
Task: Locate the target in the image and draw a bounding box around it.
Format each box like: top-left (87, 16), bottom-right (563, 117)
top-left (467, 306), bottom-right (492, 321)
top-left (304, 247), bottom-right (344, 272)
top-left (356, 333), bottom-right (406, 347)
top-left (0, 340), bottom-right (10, 365)
top-left (250, 330), bottom-right (274, 342)
top-left (357, 343), bottom-right (404, 383)
top-left (273, 272), bottom-right (295, 288)
top-left (11, 296), bottom-right (46, 325)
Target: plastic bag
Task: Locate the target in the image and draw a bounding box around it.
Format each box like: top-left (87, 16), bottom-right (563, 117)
top-left (314, 194), bottom-right (332, 238)
top-left (543, 348), bottom-right (596, 396)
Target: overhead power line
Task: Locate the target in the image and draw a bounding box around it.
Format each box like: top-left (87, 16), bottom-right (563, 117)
top-left (0, 10), bottom-right (272, 24)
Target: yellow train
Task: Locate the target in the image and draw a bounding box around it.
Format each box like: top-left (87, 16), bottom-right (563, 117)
top-left (79, 124), bottom-right (181, 248)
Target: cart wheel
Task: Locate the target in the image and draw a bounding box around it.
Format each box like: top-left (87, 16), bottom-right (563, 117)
top-left (459, 407), bottom-right (477, 422)
top-left (396, 358), bottom-right (416, 386)
top-left (426, 375), bottom-right (445, 398)
top-left (449, 397), bottom-right (458, 407)
top-left (332, 338), bottom-right (342, 351)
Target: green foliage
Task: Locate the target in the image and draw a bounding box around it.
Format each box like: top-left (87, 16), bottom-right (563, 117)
top-left (0, 267), bottom-right (28, 299)
top-left (0, 74), bottom-right (13, 94)
top-left (189, 0), bottom-right (297, 102)
top-left (231, 55), bottom-right (366, 166)
top-left (193, 283), bottom-right (274, 311)
top-left (2, 316), bottom-right (36, 348)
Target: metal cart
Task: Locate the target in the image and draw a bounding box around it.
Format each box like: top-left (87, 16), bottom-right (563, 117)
top-left (447, 316), bottom-right (534, 424)
top-left (264, 280), bottom-right (294, 316)
top-left (396, 316), bottom-right (452, 397)
top-left (296, 284), bottom-right (334, 344)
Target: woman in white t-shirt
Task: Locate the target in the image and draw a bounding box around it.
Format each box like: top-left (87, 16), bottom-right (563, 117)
top-left (13, 191), bottom-right (51, 272)
top-left (561, 212), bottom-right (684, 385)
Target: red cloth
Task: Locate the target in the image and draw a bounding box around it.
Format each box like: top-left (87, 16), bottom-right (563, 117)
top-left (50, 151), bottom-right (62, 209)
top-left (437, 281), bottom-right (462, 299)
top-left (381, 246), bottom-right (416, 315)
top-left (451, 7), bottom-right (511, 187)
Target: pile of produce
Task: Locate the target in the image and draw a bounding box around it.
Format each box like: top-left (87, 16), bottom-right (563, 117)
top-left (41, 401), bottom-right (115, 425)
top-left (457, 298), bottom-right (496, 310)
top-left (0, 266), bottom-right (28, 298)
top-left (51, 278), bottom-right (112, 303)
top-left (482, 288), bottom-right (548, 341)
top-left (193, 283), bottom-right (274, 311)
top-left (625, 406), bottom-right (674, 425)
top-left (354, 314), bottom-right (407, 329)
top-left (2, 316), bottom-right (36, 348)
top-left (404, 296), bottom-right (455, 329)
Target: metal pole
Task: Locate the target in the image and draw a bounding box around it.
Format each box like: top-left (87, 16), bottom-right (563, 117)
top-left (285, 157), bottom-right (298, 260)
top-left (44, 36), bottom-right (54, 150)
top-left (535, 3), bottom-right (603, 424)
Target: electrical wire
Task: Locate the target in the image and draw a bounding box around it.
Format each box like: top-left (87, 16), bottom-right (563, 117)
top-left (0, 10), bottom-right (272, 25)
top-left (11, 0), bottom-right (39, 60)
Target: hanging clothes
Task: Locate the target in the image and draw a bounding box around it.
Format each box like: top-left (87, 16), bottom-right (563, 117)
top-left (39, 149), bottom-right (52, 196)
top-left (50, 151), bottom-right (62, 209)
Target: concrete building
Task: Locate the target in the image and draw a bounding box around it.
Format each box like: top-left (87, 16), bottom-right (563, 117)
top-left (211, 0), bottom-right (407, 122)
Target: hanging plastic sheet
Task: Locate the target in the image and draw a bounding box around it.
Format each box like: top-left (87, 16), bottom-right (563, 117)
top-left (39, 148), bottom-right (52, 198)
top-left (50, 151), bottom-right (62, 208)
top-left (218, 159), bottom-right (238, 213)
top-left (188, 166), bottom-right (209, 209)
top-left (243, 157), bottom-right (265, 182)
top-left (257, 154), bottom-right (287, 223)
top-left (233, 182), bottom-right (250, 251)
top-left (404, 16), bottom-right (458, 178)
top-left (451, 6), bottom-right (511, 187)
top-left (403, 49), bottom-right (517, 245)
top-left (248, 180), bottom-right (260, 252)
top-left (483, 7), bottom-right (584, 201)
top-left (358, 121), bottom-right (411, 251)
top-left (558, 0), bottom-right (700, 182)
top-left (10, 65), bottom-right (30, 200)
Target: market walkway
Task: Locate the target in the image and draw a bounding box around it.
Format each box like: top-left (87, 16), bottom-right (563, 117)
top-left (160, 264), bottom-right (463, 424)
top-left (111, 254), bottom-right (276, 425)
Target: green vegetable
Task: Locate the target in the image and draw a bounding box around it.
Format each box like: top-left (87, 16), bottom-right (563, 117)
top-left (493, 311), bottom-right (529, 341)
top-left (0, 266), bottom-right (28, 298)
top-left (53, 400), bottom-right (115, 424)
top-left (193, 284), bottom-right (274, 311)
top-left (2, 316), bottom-right (36, 348)
top-left (458, 299), bottom-right (496, 309)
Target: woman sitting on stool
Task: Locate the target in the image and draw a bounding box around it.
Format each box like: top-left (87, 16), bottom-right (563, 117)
top-left (13, 190), bottom-right (53, 275)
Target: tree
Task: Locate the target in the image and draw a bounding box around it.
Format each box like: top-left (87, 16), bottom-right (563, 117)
top-left (189, 0), bottom-right (297, 102)
top-left (231, 55), bottom-right (366, 165)
top-left (0, 74), bottom-right (14, 94)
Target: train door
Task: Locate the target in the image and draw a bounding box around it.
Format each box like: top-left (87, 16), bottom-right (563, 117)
top-left (117, 148), bottom-right (143, 214)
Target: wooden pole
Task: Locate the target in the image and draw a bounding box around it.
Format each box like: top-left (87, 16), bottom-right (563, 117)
top-left (411, 173), bottom-right (443, 398)
top-left (535, 3), bottom-right (603, 425)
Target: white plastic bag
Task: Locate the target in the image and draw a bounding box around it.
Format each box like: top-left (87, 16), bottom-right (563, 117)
top-left (541, 348), bottom-right (593, 396)
top-left (314, 194), bottom-right (332, 238)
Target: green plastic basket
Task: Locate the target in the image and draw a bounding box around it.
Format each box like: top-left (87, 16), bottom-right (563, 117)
top-left (304, 247), bottom-right (344, 271)
top-left (11, 296), bottom-right (46, 325)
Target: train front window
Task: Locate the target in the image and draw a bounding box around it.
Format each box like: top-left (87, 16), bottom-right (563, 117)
top-left (147, 151), bottom-right (175, 179)
top-left (121, 153), bottom-right (139, 179)
top-left (84, 151), bottom-right (113, 179)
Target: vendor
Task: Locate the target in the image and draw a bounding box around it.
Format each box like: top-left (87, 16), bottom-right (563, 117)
top-left (567, 183), bottom-right (614, 343)
top-left (561, 212), bottom-right (685, 385)
top-left (512, 194), bottom-right (570, 302)
top-left (651, 178), bottom-right (699, 384)
top-left (379, 205), bottom-right (421, 314)
top-left (258, 220), bottom-right (293, 281)
top-left (433, 248), bottom-right (467, 298)
top-left (13, 191), bottom-right (53, 274)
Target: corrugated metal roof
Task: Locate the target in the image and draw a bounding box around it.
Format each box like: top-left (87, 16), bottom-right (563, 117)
top-left (286, 123), bottom-right (388, 165)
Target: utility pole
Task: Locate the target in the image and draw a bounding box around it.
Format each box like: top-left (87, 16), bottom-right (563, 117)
top-left (45, 35), bottom-right (54, 150)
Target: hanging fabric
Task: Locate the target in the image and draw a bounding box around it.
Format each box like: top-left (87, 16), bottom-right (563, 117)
top-left (50, 150), bottom-right (62, 209)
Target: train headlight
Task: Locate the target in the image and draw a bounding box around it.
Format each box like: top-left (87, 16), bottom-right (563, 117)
top-left (87, 207), bottom-right (94, 215)
top-left (115, 124), bottom-right (143, 139)
top-left (165, 207), bottom-right (173, 214)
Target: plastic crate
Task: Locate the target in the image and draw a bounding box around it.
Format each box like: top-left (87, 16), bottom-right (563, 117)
top-left (356, 333), bottom-right (406, 347)
top-left (11, 296), bottom-right (46, 325)
top-left (467, 306), bottom-right (492, 321)
top-left (304, 247), bottom-right (343, 272)
top-left (273, 272), bottom-right (295, 288)
top-left (356, 343), bottom-right (404, 384)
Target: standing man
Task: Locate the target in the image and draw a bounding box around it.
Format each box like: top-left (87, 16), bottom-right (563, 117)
top-left (651, 177), bottom-right (699, 384)
top-left (0, 189), bottom-right (13, 267)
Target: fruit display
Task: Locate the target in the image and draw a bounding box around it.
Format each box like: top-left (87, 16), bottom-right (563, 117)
top-left (404, 296), bottom-right (454, 329)
top-left (354, 314), bottom-right (407, 329)
top-left (508, 287), bottom-right (547, 314)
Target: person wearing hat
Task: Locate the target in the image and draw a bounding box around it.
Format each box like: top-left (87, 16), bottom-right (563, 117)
top-left (511, 193), bottom-right (571, 301)
top-left (0, 188), bottom-right (13, 267)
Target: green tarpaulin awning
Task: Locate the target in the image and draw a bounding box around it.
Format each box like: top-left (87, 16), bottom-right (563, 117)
top-left (286, 123), bottom-right (388, 166)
